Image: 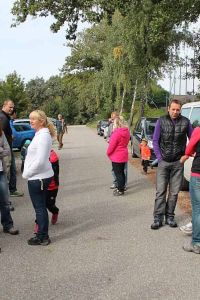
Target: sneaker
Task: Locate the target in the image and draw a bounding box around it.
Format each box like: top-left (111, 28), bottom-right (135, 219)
top-left (151, 219), bottom-right (163, 230)
top-left (27, 236), bottom-right (51, 246)
top-left (10, 191), bottom-right (24, 197)
top-left (51, 213), bottom-right (59, 225)
top-left (34, 223), bottom-right (39, 234)
top-left (113, 189), bottom-right (124, 196)
top-left (179, 222), bottom-right (192, 235)
top-left (110, 184), bottom-right (117, 189)
top-left (3, 227), bottom-right (19, 235)
top-left (165, 217), bottom-right (177, 228)
top-left (183, 242), bottom-right (200, 254)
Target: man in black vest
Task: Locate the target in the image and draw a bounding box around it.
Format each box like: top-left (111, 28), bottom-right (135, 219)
top-left (0, 99), bottom-right (24, 202)
top-left (151, 99), bottom-right (193, 230)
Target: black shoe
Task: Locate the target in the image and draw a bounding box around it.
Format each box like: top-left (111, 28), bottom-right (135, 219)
top-left (165, 217), bottom-right (177, 228)
top-left (151, 219), bottom-right (163, 230)
top-left (113, 189), bottom-right (124, 196)
top-left (3, 227), bottom-right (19, 235)
top-left (27, 236), bottom-right (51, 246)
top-left (9, 202), bottom-right (15, 211)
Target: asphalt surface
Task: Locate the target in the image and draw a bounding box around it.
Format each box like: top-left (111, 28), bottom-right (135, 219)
top-left (0, 125), bottom-right (198, 300)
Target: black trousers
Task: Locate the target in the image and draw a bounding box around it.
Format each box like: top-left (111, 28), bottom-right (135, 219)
top-left (46, 189), bottom-right (59, 214)
top-left (112, 162), bottom-right (125, 192)
top-left (142, 160), bottom-right (149, 173)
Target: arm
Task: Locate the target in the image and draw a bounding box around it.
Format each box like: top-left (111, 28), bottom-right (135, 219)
top-left (152, 119), bottom-right (162, 161)
top-left (187, 122), bottom-right (193, 139)
top-left (180, 127), bottom-right (200, 163)
top-left (0, 133), bottom-right (11, 159)
top-left (107, 131), bottom-right (118, 156)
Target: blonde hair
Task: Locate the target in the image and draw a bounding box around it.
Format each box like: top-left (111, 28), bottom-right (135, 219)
top-left (29, 110), bottom-right (56, 138)
top-left (113, 116), bottom-right (127, 129)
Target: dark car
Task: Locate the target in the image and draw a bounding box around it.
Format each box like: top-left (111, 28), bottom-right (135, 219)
top-left (11, 122), bottom-right (35, 149)
top-left (131, 117), bottom-right (159, 161)
top-left (97, 120), bottom-right (110, 136)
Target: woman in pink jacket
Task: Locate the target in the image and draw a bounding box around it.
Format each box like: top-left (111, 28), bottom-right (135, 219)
top-left (107, 117), bottom-right (130, 196)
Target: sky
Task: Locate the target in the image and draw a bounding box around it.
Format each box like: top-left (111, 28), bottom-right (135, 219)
top-left (0, 0), bottom-right (199, 94)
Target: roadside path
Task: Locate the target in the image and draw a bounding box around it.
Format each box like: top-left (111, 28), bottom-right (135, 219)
top-left (0, 125), bottom-right (197, 300)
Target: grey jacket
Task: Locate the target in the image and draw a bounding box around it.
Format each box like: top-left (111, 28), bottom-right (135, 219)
top-left (0, 133), bottom-right (11, 174)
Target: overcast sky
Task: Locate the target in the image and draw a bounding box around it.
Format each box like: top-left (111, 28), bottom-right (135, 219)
top-left (0, 0), bottom-right (71, 82)
top-left (0, 0), bottom-right (199, 94)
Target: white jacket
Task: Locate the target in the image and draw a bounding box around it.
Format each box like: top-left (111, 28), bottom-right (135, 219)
top-left (22, 128), bottom-right (53, 180)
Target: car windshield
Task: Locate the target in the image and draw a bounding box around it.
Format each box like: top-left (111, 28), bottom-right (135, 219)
top-left (145, 119), bottom-right (158, 136)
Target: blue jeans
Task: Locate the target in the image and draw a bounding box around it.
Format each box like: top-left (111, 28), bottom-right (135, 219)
top-left (9, 151), bottom-right (17, 193)
top-left (0, 172), bottom-right (13, 230)
top-left (112, 162), bottom-right (128, 186)
top-left (28, 178), bottom-right (52, 240)
top-left (190, 176), bottom-right (200, 245)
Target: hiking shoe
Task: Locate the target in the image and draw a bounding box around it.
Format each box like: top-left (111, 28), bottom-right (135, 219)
top-left (10, 191), bottom-right (24, 197)
top-left (165, 217), bottom-right (177, 228)
top-left (110, 184), bottom-right (117, 189)
top-left (3, 227), bottom-right (19, 235)
top-left (151, 219), bottom-right (163, 230)
top-left (34, 223), bottom-right (39, 234)
top-left (113, 189), bottom-right (124, 196)
top-left (27, 236), bottom-right (51, 246)
top-left (183, 242), bottom-right (200, 254)
top-left (179, 222), bottom-right (192, 235)
top-left (51, 213), bottom-right (59, 225)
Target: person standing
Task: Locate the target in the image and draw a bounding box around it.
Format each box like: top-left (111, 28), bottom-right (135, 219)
top-left (56, 114), bottom-right (66, 150)
top-left (0, 119), bottom-right (19, 241)
top-left (139, 138), bottom-right (151, 174)
top-left (23, 110), bottom-right (55, 246)
top-left (107, 117), bottom-right (130, 196)
top-left (151, 99), bottom-right (193, 230)
top-left (0, 100), bottom-right (24, 198)
top-left (180, 127), bottom-right (200, 254)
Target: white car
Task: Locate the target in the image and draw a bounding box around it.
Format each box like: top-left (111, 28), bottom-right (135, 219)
top-left (181, 101), bottom-right (200, 189)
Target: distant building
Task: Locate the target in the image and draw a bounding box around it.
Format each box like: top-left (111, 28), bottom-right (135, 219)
top-left (170, 95), bottom-right (199, 104)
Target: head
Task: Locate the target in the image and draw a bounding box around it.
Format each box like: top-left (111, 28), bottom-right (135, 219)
top-left (58, 114), bottom-right (62, 120)
top-left (29, 110), bottom-right (56, 137)
top-left (168, 99), bottom-right (182, 120)
top-left (2, 99), bottom-right (15, 116)
top-left (141, 138), bottom-right (148, 146)
top-left (111, 111), bottom-right (119, 121)
top-left (113, 116), bottom-right (127, 129)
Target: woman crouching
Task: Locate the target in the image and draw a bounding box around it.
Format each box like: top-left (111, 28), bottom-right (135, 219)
top-left (23, 110), bottom-right (55, 246)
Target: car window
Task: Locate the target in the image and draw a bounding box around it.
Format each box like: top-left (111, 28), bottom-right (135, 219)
top-left (190, 107), bottom-right (200, 128)
top-left (13, 124), bottom-right (31, 132)
top-left (181, 107), bottom-right (191, 119)
top-left (101, 121), bottom-right (109, 127)
top-left (146, 120), bottom-right (157, 136)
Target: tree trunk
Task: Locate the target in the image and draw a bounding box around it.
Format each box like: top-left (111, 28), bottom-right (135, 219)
top-left (120, 87), bottom-right (126, 115)
top-left (128, 79), bottom-right (138, 129)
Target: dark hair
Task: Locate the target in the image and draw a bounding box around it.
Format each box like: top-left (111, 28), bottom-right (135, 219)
top-left (169, 99), bottom-right (182, 108)
top-left (0, 119), bottom-right (2, 136)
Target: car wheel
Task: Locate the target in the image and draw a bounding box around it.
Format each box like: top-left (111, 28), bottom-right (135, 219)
top-left (181, 176), bottom-right (189, 191)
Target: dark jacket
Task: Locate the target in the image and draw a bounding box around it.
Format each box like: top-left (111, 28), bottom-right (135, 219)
top-left (0, 110), bottom-right (12, 147)
top-left (159, 115), bottom-right (189, 162)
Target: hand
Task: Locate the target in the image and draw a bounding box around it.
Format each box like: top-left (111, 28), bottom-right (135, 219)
top-left (180, 155), bottom-right (189, 164)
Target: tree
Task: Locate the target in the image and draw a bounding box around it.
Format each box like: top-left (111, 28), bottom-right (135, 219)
top-left (0, 72), bottom-right (28, 116)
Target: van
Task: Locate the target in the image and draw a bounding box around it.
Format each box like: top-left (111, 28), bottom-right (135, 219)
top-left (181, 101), bottom-right (200, 189)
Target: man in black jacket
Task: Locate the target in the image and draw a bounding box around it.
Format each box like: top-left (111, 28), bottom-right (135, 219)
top-left (151, 99), bottom-right (193, 230)
top-left (0, 99), bottom-right (24, 201)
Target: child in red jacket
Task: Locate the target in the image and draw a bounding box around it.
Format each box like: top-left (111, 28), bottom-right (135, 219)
top-left (139, 138), bottom-right (151, 174)
top-left (34, 149), bottom-right (60, 233)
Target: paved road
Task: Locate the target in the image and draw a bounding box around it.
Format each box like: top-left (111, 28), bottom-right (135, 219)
top-left (0, 125), bottom-right (198, 300)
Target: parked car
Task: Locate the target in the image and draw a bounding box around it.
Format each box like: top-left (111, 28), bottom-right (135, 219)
top-left (11, 122), bottom-right (35, 149)
top-left (97, 120), bottom-right (110, 136)
top-left (131, 117), bottom-right (159, 161)
top-left (181, 101), bottom-right (200, 190)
